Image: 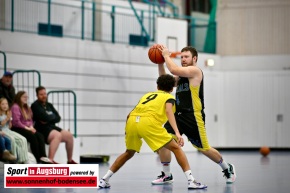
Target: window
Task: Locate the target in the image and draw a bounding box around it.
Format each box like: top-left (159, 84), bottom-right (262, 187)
top-left (188, 0), bottom-right (212, 14)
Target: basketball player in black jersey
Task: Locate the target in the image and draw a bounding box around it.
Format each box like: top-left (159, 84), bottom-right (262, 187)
top-left (151, 46), bottom-right (236, 185)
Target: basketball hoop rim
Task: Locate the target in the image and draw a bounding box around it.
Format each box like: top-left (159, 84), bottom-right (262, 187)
top-left (170, 51), bottom-right (181, 58)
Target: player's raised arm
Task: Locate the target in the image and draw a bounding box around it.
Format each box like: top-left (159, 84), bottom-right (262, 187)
top-left (159, 45), bottom-right (199, 78)
top-left (158, 63), bottom-right (166, 76)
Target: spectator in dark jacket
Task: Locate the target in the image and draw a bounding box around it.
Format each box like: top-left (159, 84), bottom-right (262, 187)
top-left (0, 71), bottom-right (16, 107)
top-left (31, 86), bottom-right (77, 164)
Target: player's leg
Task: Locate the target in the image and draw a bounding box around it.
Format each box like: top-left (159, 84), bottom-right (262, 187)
top-left (152, 147), bottom-right (173, 185)
top-left (99, 149), bottom-right (136, 188)
top-left (141, 118), bottom-right (207, 189)
top-left (99, 116), bottom-right (141, 188)
top-left (182, 112), bottom-right (236, 183)
top-left (200, 148), bottom-right (236, 183)
top-left (152, 120), bottom-right (180, 184)
top-left (200, 147), bottom-right (223, 163)
top-left (159, 147), bottom-right (171, 175)
top-left (164, 139), bottom-right (207, 189)
top-left (164, 139), bottom-right (189, 171)
top-left (110, 149), bottom-right (136, 173)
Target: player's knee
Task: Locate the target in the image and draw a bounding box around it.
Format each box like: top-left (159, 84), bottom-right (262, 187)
top-left (166, 141), bottom-right (181, 152)
top-left (198, 147), bottom-right (214, 157)
top-left (171, 146), bottom-right (182, 154)
top-left (125, 150), bottom-right (135, 159)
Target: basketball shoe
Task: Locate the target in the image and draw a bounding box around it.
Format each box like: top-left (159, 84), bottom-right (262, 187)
top-left (188, 180), bottom-right (208, 189)
top-left (151, 171), bottom-right (174, 185)
top-left (99, 179), bottom-right (110, 188)
top-left (222, 163), bottom-right (236, 184)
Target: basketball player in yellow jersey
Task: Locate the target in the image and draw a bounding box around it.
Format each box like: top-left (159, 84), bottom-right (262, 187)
top-left (151, 46), bottom-right (236, 185)
top-left (99, 74), bottom-right (207, 189)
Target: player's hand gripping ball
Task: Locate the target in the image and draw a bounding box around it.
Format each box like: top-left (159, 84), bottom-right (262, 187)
top-left (148, 44), bottom-right (165, 64)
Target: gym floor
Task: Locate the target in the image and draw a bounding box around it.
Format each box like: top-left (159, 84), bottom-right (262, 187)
top-left (1, 150), bottom-right (290, 193)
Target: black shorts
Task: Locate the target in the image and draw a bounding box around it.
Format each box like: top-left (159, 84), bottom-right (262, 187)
top-left (36, 125), bottom-right (62, 144)
top-left (164, 111), bottom-right (211, 150)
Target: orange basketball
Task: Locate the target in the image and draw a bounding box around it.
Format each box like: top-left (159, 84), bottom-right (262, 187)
top-left (148, 44), bottom-right (165, 64)
top-left (260, 146), bottom-right (270, 157)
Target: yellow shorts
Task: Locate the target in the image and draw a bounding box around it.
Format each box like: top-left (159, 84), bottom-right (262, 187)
top-left (125, 115), bottom-right (173, 152)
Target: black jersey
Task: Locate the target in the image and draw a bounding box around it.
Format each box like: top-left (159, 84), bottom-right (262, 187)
top-left (164, 72), bottom-right (209, 150)
top-left (175, 74), bottom-right (204, 112)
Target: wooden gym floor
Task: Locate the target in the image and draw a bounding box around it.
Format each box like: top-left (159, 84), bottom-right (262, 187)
top-left (1, 150), bottom-right (290, 193)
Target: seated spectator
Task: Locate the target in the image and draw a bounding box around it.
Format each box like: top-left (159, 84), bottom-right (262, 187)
top-left (0, 128), bottom-right (16, 162)
top-left (0, 97), bottom-right (29, 163)
top-left (11, 91), bottom-right (52, 164)
top-left (0, 71), bottom-right (16, 107)
top-left (31, 86), bottom-right (77, 164)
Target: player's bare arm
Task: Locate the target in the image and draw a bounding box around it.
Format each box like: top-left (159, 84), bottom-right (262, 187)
top-left (158, 63), bottom-right (166, 76)
top-left (165, 102), bottom-right (184, 147)
top-left (159, 45), bottom-right (202, 87)
top-left (158, 63), bottom-right (179, 87)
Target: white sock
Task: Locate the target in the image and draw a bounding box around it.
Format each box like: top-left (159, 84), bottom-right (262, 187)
top-left (218, 158), bottom-right (229, 170)
top-left (184, 170), bottom-right (194, 181)
top-left (162, 162), bottom-right (171, 176)
top-left (102, 170), bottom-right (114, 181)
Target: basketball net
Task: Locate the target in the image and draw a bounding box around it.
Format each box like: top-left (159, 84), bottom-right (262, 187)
top-left (170, 51), bottom-right (181, 58)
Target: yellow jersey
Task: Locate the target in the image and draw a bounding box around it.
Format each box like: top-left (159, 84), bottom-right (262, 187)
top-left (129, 90), bottom-right (175, 124)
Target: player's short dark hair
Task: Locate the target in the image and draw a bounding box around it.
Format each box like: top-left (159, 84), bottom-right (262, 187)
top-left (35, 86), bottom-right (46, 95)
top-left (157, 74), bottom-right (175, 92)
top-left (181, 46), bottom-right (198, 61)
